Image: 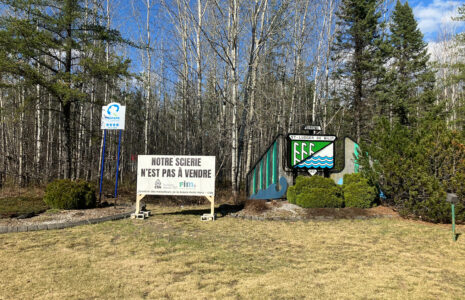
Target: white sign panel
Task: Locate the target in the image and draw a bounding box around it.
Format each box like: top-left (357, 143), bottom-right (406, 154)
top-left (101, 102), bottom-right (126, 130)
top-left (137, 155), bottom-right (215, 196)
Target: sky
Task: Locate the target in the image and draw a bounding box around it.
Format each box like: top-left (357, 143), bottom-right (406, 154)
top-left (410, 0), bottom-right (464, 42)
top-left (109, 0), bottom-right (464, 74)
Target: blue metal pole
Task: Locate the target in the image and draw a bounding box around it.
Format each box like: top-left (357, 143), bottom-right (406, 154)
top-left (99, 129), bottom-right (107, 202)
top-left (114, 129), bottom-right (122, 199)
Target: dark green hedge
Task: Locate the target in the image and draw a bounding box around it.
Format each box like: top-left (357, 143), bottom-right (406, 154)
top-left (360, 118), bottom-right (465, 223)
top-left (296, 187), bottom-right (343, 208)
top-left (43, 179), bottom-right (96, 209)
top-left (342, 173), bottom-right (377, 208)
top-left (287, 175), bottom-right (343, 208)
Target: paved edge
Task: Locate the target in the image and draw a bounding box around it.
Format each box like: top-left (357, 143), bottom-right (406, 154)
top-left (227, 213), bottom-right (394, 222)
top-left (0, 211), bottom-right (134, 234)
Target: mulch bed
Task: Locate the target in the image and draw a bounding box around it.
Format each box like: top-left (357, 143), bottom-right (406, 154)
top-left (230, 201), bottom-right (398, 221)
top-left (0, 206), bottom-right (134, 228)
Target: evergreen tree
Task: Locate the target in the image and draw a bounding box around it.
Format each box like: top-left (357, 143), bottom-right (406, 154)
top-left (332, 0), bottom-right (386, 142)
top-left (0, 0), bottom-right (130, 179)
top-left (388, 0), bottom-right (435, 125)
top-left (453, 4), bottom-right (465, 89)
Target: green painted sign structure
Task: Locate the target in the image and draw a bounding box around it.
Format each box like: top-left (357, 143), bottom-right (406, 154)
top-left (248, 137), bottom-right (288, 200)
top-left (287, 135), bottom-right (336, 169)
top-left (252, 141), bottom-right (278, 195)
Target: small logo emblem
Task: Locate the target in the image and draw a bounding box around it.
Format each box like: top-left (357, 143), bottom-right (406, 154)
top-left (154, 179), bottom-right (161, 189)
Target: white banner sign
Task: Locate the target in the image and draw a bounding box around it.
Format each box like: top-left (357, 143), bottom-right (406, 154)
top-left (137, 155), bottom-right (216, 196)
top-left (101, 102), bottom-right (126, 130)
top-left (288, 135), bottom-right (336, 141)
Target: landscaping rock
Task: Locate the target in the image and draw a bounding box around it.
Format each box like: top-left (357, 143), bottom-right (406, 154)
top-left (37, 224), bottom-right (48, 231)
top-left (17, 225), bottom-right (28, 232)
top-left (27, 225), bottom-right (38, 232)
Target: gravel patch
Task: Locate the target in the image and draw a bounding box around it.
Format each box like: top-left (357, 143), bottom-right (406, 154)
top-left (0, 206), bottom-right (134, 233)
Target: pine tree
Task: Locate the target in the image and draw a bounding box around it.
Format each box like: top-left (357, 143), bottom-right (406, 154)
top-left (454, 4), bottom-right (465, 86)
top-left (0, 0), bottom-right (130, 179)
top-left (388, 0), bottom-right (435, 126)
top-left (332, 0), bottom-right (385, 142)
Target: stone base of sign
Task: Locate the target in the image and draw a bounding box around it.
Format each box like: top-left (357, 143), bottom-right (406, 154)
top-left (132, 193), bottom-right (151, 219)
top-left (201, 213), bottom-right (215, 221)
top-left (131, 210), bottom-right (151, 219)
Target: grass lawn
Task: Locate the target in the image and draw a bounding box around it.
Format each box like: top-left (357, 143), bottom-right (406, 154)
top-left (0, 204), bottom-right (464, 299)
top-left (0, 196), bottom-right (48, 218)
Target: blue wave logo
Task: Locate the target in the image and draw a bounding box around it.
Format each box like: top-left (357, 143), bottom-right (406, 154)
top-left (107, 104), bottom-right (119, 116)
top-left (104, 103), bottom-right (120, 118)
top-left (295, 155), bottom-right (334, 168)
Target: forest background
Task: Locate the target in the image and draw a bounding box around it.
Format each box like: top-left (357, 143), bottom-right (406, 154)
top-left (0, 0), bottom-right (464, 215)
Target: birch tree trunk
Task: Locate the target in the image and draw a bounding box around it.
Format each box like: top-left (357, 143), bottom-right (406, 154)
top-left (104, 0), bottom-right (110, 104)
top-left (144, 0), bottom-right (152, 154)
top-left (322, 1), bottom-right (336, 133)
top-left (288, 0), bottom-right (309, 132)
top-left (0, 89), bottom-right (5, 187)
top-left (35, 82), bottom-right (41, 178)
top-left (229, 0), bottom-right (239, 198)
top-left (19, 86), bottom-right (24, 186)
top-left (46, 94), bottom-right (53, 180)
top-left (244, 0), bottom-right (268, 178)
top-left (311, 4), bottom-right (327, 124)
top-left (195, 0), bottom-right (205, 152)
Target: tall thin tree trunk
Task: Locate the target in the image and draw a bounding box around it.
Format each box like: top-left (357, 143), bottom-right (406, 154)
top-left (312, 3), bottom-right (328, 124)
top-left (104, 0), bottom-right (110, 104)
top-left (229, 0), bottom-right (239, 199)
top-left (62, 11), bottom-right (74, 179)
top-left (46, 94), bottom-right (53, 180)
top-left (244, 0), bottom-right (268, 178)
top-left (0, 89), bottom-right (6, 187)
top-left (144, 0), bottom-right (151, 154)
top-left (181, 6), bottom-right (189, 154)
top-left (35, 83), bottom-right (41, 179)
top-left (76, 103), bottom-right (84, 179)
top-left (19, 87), bottom-right (24, 187)
top-left (196, 0), bottom-right (204, 153)
top-left (288, 0), bottom-right (309, 132)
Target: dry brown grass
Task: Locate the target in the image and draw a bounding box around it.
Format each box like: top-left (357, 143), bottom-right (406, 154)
top-left (0, 204), bottom-right (464, 299)
top-left (0, 186), bottom-right (45, 199)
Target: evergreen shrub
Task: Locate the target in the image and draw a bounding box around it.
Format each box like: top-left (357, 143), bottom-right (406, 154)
top-left (287, 186), bottom-right (297, 204)
top-left (44, 179), bottom-right (96, 209)
top-left (360, 118), bottom-right (465, 223)
top-left (342, 173), bottom-right (377, 208)
top-left (296, 187), bottom-right (343, 208)
top-left (287, 175), bottom-right (343, 208)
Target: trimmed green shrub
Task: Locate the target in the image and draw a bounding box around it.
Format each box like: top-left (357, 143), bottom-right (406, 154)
top-left (342, 173), bottom-right (363, 186)
top-left (294, 176), bottom-right (311, 194)
top-left (44, 179), bottom-right (96, 209)
top-left (342, 173), bottom-right (377, 208)
top-left (296, 187), bottom-right (343, 208)
top-left (287, 185), bottom-right (297, 204)
top-left (287, 175), bottom-right (343, 208)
